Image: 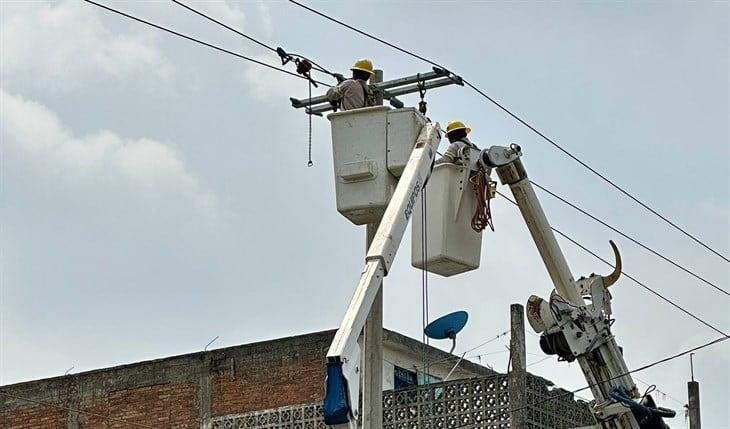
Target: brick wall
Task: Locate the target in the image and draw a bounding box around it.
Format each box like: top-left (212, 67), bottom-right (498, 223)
top-left (1, 329), bottom-right (492, 429)
top-left (1, 331), bottom-right (333, 429)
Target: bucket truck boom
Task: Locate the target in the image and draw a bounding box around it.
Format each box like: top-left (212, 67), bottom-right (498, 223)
top-left (322, 123), bottom-right (440, 427)
top-left (480, 144), bottom-right (670, 429)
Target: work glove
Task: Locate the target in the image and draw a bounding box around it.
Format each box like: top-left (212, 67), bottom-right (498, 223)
top-left (333, 73), bottom-right (346, 83)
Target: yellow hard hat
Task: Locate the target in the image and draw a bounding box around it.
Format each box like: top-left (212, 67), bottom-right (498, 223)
top-left (445, 120), bottom-right (471, 136)
top-left (351, 58), bottom-right (375, 76)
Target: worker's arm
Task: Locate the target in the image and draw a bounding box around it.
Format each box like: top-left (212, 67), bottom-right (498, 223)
top-left (327, 80), bottom-right (351, 102)
top-left (435, 141), bottom-right (460, 165)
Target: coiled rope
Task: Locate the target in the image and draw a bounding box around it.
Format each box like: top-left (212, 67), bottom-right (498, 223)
top-left (470, 167), bottom-right (495, 232)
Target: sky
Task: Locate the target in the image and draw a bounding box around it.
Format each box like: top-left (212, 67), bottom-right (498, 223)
top-left (1, 0), bottom-right (728, 427)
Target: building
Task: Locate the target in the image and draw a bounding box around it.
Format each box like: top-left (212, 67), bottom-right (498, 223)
top-left (1, 329), bottom-right (595, 428)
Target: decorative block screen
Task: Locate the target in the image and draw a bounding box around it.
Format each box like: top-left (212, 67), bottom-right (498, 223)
top-left (211, 374), bottom-right (595, 429)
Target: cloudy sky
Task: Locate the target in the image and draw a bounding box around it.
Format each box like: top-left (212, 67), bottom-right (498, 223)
top-left (1, 0), bottom-right (727, 426)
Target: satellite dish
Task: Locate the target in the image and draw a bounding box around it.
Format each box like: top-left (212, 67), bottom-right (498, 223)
top-left (424, 311), bottom-right (468, 354)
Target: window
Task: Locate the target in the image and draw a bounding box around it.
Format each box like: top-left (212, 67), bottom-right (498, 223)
top-left (417, 371), bottom-right (442, 385)
top-left (394, 366), bottom-right (442, 390)
top-left (393, 366), bottom-right (418, 390)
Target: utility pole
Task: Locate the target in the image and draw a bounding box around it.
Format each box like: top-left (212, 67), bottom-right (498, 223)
top-left (687, 353), bottom-right (701, 429)
top-left (508, 303), bottom-right (527, 428)
top-left (362, 69), bottom-right (384, 429)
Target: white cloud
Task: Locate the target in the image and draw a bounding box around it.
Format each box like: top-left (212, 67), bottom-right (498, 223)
top-left (0, 0), bottom-right (172, 91)
top-left (0, 89), bottom-right (219, 216)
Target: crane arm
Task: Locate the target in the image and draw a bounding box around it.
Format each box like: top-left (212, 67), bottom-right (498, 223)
top-left (323, 122), bottom-right (440, 427)
top-left (482, 145), bottom-right (642, 429)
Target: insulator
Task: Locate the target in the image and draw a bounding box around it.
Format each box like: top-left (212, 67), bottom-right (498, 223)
top-left (296, 59), bottom-right (312, 75)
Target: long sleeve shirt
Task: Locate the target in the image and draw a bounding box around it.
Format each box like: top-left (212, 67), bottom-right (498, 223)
top-left (436, 137), bottom-right (478, 165)
top-left (326, 79), bottom-right (373, 111)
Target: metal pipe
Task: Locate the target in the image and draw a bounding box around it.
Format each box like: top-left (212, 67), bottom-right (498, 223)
top-left (306, 77), bottom-right (463, 116)
top-left (291, 69), bottom-right (461, 109)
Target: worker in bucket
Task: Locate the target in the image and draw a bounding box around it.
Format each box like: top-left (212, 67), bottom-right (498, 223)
top-left (327, 58), bottom-right (376, 111)
top-left (436, 120), bottom-right (479, 165)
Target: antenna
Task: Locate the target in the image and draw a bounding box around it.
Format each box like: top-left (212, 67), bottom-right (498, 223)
top-left (204, 335), bottom-right (219, 352)
top-left (424, 311), bottom-right (469, 354)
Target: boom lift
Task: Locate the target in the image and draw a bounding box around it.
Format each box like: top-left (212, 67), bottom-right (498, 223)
top-left (292, 72), bottom-right (672, 429)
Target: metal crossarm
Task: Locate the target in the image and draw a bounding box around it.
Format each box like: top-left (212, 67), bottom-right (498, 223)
top-left (290, 67), bottom-right (463, 116)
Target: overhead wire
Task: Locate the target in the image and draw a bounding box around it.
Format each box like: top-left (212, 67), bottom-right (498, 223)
top-left (0, 390), bottom-right (157, 429)
top-left (82, 0), bottom-right (327, 86)
top-left (633, 376), bottom-right (686, 408)
top-left (496, 191), bottom-right (728, 337)
top-left (171, 0), bottom-right (336, 78)
top-left (452, 335), bottom-right (729, 428)
top-left (286, 0), bottom-right (729, 264)
top-left (171, 0), bottom-right (276, 53)
top-left (530, 180), bottom-right (728, 296)
top-left (415, 330), bottom-right (509, 372)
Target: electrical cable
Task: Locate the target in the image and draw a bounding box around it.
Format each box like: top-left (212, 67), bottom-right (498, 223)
top-left (527, 355), bottom-right (553, 367)
top-left (496, 190), bottom-right (729, 338)
top-left (83, 0), bottom-right (327, 86)
top-left (286, 0), bottom-right (729, 264)
top-left (171, 0), bottom-right (336, 78)
top-left (530, 180), bottom-right (728, 296)
top-left (452, 335), bottom-right (729, 428)
top-left (171, 0), bottom-right (276, 53)
top-left (633, 376), bottom-right (686, 408)
top-left (0, 391), bottom-right (157, 429)
top-left (416, 330), bottom-right (509, 372)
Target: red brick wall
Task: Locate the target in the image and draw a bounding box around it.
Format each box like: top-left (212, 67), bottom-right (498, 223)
top-left (79, 383), bottom-right (198, 428)
top-left (1, 404), bottom-right (65, 429)
top-left (212, 359), bottom-right (324, 416)
top-left (1, 382), bottom-right (198, 429)
top-left (1, 330), bottom-right (335, 428)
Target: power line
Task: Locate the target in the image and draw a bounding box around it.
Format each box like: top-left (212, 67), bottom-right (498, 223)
top-left (414, 330), bottom-right (510, 372)
top-left (171, 0), bottom-right (335, 78)
top-left (82, 0), bottom-right (326, 86)
top-left (171, 0), bottom-right (277, 53)
top-left (454, 335), bottom-right (729, 428)
top-left (527, 356), bottom-right (553, 367)
top-left (0, 390), bottom-right (157, 429)
top-left (633, 376), bottom-right (686, 408)
top-left (496, 191), bottom-right (729, 338)
top-left (286, 0), bottom-right (729, 264)
top-left (530, 180), bottom-right (728, 296)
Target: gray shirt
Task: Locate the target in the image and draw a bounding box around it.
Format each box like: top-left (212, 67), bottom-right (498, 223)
top-left (326, 79), bottom-right (374, 110)
top-left (436, 137), bottom-right (478, 165)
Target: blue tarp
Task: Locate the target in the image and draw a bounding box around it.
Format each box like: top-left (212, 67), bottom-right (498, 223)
top-left (323, 360), bottom-right (351, 425)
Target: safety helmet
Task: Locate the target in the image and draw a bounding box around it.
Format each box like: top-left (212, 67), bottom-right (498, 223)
top-left (445, 120), bottom-right (471, 136)
top-left (351, 58), bottom-right (375, 76)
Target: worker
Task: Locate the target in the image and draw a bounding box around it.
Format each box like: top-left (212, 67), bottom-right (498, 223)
top-left (436, 120), bottom-right (479, 165)
top-left (327, 58), bottom-right (376, 111)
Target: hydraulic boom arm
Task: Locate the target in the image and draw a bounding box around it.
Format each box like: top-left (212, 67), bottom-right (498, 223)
top-left (323, 123), bottom-right (440, 427)
top-left (482, 145), bottom-right (642, 429)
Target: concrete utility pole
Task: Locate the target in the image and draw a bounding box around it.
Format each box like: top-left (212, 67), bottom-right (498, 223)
top-left (508, 303), bottom-right (527, 428)
top-left (362, 69), bottom-right (384, 429)
top-left (687, 354), bottom-right (701, 429)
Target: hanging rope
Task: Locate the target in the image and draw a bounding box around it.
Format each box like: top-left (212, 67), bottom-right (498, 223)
top-left (420, 186), bottom-right (430, 380)
top-left (279, 49), bottom-right (321, 167)
top-left (307, 79), bottom-right (313, 167)
top-left (470, 167), bottom-right (496, 232)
